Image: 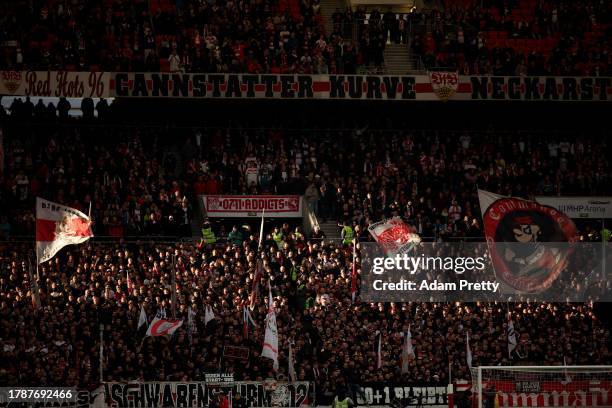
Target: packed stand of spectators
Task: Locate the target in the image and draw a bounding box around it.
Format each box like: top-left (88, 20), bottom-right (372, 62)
top-left (0, 115), bottom-right (196, 239)
top-left (1, 109), bottom-right (611, 242)
top-left (412, 0), bottom-right (612, 76)
top-left (1, 237), bottom-right (610, 398)
top-left (1, 115), bottom-right (611, 399)
top-left (0, 0), bottom-right (366, 74)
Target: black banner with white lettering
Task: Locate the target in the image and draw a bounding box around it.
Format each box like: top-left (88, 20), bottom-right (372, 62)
top-left (356, 383), bottom-right (448, 408)
top-left (103, 381), bottom-right (310, 408)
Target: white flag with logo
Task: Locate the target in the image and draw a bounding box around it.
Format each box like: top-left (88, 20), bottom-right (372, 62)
top-left (145, 316), bottom-right (183, 337)
top-left (36, 198), bottom-right (93, 263)
top-left (261, 281), bottom-right (279, 371)
top-left (367, 216), bottom-right (420, 255)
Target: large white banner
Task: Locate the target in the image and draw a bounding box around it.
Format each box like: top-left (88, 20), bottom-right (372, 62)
top-left (2, 70), bottom-right (611, 101)
top-left (201, 195), bottom-right (302, 218)
top-left (536, 196), bottom-right (612, 218)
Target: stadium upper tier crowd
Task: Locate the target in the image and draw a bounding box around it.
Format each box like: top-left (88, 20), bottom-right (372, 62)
top-left (0, 0), bottom-right (371, 74)
top-left (414, 0), bottom-right (612, 75)
top-left (1, 0), bottom-right (611, 75)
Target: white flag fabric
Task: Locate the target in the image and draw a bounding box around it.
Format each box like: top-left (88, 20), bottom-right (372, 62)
top-left (36, 198), bottom-right (93, 263)
top-left (466, 332), bottom-right (473, 368)
top-left (126, 270), bottom-right (134, 295)
top-left (507, 314), bottom-right (518, 357)
top-left (138, 304), bottom-right (147, 329)
top-left (367, 216), bottom-right (420, 255)
top-left (204, 305), bottom-right (215, 325)
top-left (188, 306), bottom-right (197, 342)
top-left (401, 327), bottom-right (415, 374)
top-left (243, 306), bottom-right (256, 338)
top-left (563, 356), bottom-right (572, 383)
top-left (145, 316), bottom-right (183, 337)
top-left (258, 209), bottom-right (265, 250)
top-left (261, 281), bottom-right (279, 371)
top-left (376, 332), bottom-right (382, 369)
top-left (288, 342), bottom-right (296, 382)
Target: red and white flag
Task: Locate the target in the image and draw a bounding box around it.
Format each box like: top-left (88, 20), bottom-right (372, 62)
top-left (368, 217), bottom-right (420, 255)
top-left (36, 198), bottom-right (93, 264)
top-left (145, 316), bottom-right (183, 337)
top-left (261, 280), bottom-right (279, 371)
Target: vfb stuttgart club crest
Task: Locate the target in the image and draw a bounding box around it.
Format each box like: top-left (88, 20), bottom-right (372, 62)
top-left (428, 71), bottom-right (458, 101)
top-left (483, 198), bottom-right (578, 293)
top-left (1, 71), bottom-right (23, 94)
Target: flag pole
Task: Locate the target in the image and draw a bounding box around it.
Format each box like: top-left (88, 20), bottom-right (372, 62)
top-left (28, 259), bottom-right (41, 310)
top-left (171, 254), bottom-right (177, 319)
top-left (99, 323), bottom-right (104, 383)
top-left (258, 208), bottom-right (265, 250)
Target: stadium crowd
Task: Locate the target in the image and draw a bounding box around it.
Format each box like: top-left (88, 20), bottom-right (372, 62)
top-left (2, 0), bottom-right (611, 75)
top-left (414, 0), bottom-right (612, 75)
top-left (0, 234), bottom-right (609, 400)
top-left (0, 0), bottom-right (367, 74)
top-left (1, 108), bottom-right (610, 241)
top-left (0, 113), bottom-right (610, 401)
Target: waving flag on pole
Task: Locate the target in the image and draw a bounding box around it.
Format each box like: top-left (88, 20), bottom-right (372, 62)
top-left (36, 198), bottom-right (93, 263)
top-left (507, 313), bottom-right (518, 357)
top-left (145, 316), bottom-right (183, 337)
top-left (351, 239), bottom-right (357, 303)
top-left (368, 216), bottom-right (421, 255)
top-left (126, 270), bottom-right (134, 295)
top-left (249, 210), bottom-right (266, 309)
top-left (243, 305), bottom-right (256, 338)
top-left (261, 280), bottom-right (279, 371)
top-left (477, 189), bottom-right (577, 293)
top-left (466, 332), bottom-right (473, 368)
top-left (188, 306), bottom-right (197, 344)
top-left (138, 304), bottom-right (147, 329)
top-left (401, 326), bottom-right (415, 374)
top-left (204, 305), bottom-right (215, 325)
top-left (288, 341), bottom-right (296, 382)
top-left (376, 331), bottom-right (382, 369)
